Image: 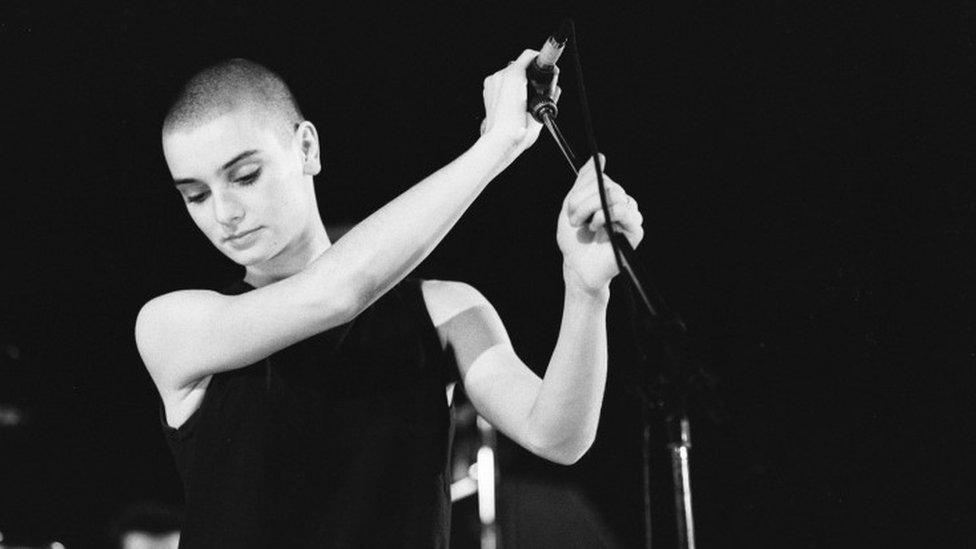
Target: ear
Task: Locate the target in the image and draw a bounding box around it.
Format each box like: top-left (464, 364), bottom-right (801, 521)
top-left (296, 121), bottom-right (322, 176)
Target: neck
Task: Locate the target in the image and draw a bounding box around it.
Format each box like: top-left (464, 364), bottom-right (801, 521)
top-left (243, 219), bottom-right (332, 288)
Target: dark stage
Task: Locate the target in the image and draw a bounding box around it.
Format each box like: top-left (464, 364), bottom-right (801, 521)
top-left (2, 2), bottom-right (973, 547)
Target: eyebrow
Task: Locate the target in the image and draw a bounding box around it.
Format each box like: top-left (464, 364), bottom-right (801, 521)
top-left (173, 150), bottom-right (260, 186)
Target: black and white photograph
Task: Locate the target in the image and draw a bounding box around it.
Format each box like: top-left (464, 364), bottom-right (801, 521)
top-left (1, 2), bottom-right (972, 547)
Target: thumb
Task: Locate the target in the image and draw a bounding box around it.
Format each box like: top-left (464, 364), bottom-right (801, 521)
top-left (509, 49), bottom-right (540, 72)
top-left (580, 153), bottom-right (607, 177)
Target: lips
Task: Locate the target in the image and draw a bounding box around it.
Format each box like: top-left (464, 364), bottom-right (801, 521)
top-left (223, 227), bottom-right (261, 243)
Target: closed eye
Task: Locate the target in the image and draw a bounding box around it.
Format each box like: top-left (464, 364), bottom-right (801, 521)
top-left (235, 168), bottom-right (261, 185)
top-left (181, 167), bottom-right (259, 204)
top-left (186, 190), bottom-right (210, 204)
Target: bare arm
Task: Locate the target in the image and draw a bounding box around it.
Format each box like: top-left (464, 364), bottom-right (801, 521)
top-left (425, 156), bottom-right (645, 464)
top-left (137, 50), bottom-right (552, 394)
top-left (424, 281), bottom-right (609, 465)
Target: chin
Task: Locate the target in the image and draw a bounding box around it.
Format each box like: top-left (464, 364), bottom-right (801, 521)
top-left (220, 244), bottom-right (269, 267)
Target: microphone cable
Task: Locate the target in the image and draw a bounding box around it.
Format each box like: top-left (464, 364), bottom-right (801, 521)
top-left (543, 19), bottom-right (703, 549)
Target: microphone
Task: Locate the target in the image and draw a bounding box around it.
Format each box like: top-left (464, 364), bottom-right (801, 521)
top-left (527, 20), bottom-right (571, 122)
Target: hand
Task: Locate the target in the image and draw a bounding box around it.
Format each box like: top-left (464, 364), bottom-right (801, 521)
top-left (557, 155), bottom-right (645, 293)
top-left (479, 49), bottom-right (561, 155)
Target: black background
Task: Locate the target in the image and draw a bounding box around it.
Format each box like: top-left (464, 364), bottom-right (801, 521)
top-left (2, 1), bottom-right (974, 547)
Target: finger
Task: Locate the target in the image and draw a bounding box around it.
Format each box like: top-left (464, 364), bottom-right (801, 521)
top-left (569, 156), bottom-right (609, 195)
top-left (587, 199), bottom-right (641, 230)
top-left (566, 173), bottom-right (623, 207)
top-left (566, 179), bottom-right (624, 224)
top-left (526, 111), bottom-right (542, 134)
top-left (568, 173), bottom-right (623, 202)
top-left (552, 85), bottom-right (562, 104)
top-left (577, 153), bottom-right (608, 182)
top-left (588, 204), bottom-right (645, 245)
top-left (600, 220), bottom-right (645, 248)
top-left (567, 184), bottom-right (629, 226)
top-left (509, 49), bottom-right (540, 71)
top-left (588, 201), bottom-right (643, 232)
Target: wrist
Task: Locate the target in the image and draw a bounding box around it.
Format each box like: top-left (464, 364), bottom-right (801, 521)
top-left (563, 264), bottom-right (611, 302)
top-left (475, 129), bottom-right (521, 161)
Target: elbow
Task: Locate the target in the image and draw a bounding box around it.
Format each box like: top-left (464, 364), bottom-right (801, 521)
top-left (553, 435), bottom-right (597, 466)
top-left (528, 429), bottom-right (597, 466)
top-left (542, 450), bottom-right (584, 466)
top-left (315, 271), bottom-right (374, 326)
top-left (338, 286), bottom-right (370, 322)
top-left (337, 270), bottom-right (383, 319)
top-left (308, 285), bottom-right (363, 331)
top-left (336, 291), bottom-right (368, 325)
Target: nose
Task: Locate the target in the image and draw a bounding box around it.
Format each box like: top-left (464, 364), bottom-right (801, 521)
top-left (212, 189), bottom-right (245, 227)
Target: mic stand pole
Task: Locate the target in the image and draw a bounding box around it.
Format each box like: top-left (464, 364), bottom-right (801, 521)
top-left (531, 93), bottom-right (697, 549)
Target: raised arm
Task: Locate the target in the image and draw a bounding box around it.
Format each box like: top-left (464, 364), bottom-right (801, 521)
top-left (424, 155), bottom-right (645, 464)
top-left (137, 50), bottom-right (552, 394)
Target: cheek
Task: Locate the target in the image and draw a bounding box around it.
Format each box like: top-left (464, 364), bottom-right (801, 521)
top-left (267, 182), bottom-right (308, 228)
top-left (187, 207), bottom-right (217, 238)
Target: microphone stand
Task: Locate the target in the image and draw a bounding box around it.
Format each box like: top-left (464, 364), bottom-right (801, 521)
top-left (529, 74), bottom-right (697, 549)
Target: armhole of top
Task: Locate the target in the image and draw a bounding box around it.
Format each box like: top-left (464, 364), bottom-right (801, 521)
top-left (161, 393), bottom-right (205, 441)
top-left (160, 372), bottom-right (216, 439)
top-left (161, 278), bottom-right (253, 440)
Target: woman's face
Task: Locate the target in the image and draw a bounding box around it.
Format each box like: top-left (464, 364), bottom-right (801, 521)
top-left (162, 107), bottom-right (317, 269)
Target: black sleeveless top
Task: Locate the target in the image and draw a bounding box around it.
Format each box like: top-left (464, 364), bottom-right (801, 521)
top-left (162, 279), bottom-right (457, 548)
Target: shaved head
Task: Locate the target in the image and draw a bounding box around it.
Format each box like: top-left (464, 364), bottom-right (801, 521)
top-left (163, 58), bottom-right (303, 139)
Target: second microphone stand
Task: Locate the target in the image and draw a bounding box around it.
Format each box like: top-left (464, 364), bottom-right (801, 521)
top-left (528, 76), bottom-right (697, 549)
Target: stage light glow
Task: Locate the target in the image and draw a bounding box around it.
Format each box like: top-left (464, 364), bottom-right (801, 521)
top-left (476, 446), bottom-right (495, 524)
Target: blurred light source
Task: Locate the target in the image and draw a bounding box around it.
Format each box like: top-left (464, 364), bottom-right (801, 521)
top-left (4, 344), bottom-right (20, 361)
top-left (0, 404), bottom-right (24, 427)
top-left (476, 446), bottom-right (495, 524)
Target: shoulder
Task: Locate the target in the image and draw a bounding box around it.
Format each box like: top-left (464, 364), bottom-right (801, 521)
top-left (419, 279), bottom-right (493, 327)
top-left (134, 290), bottom-right (220, 382)
top-left (135, 290), bottom-right (219, 342)
top-left (136, 280), bottom-right (245, 333)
